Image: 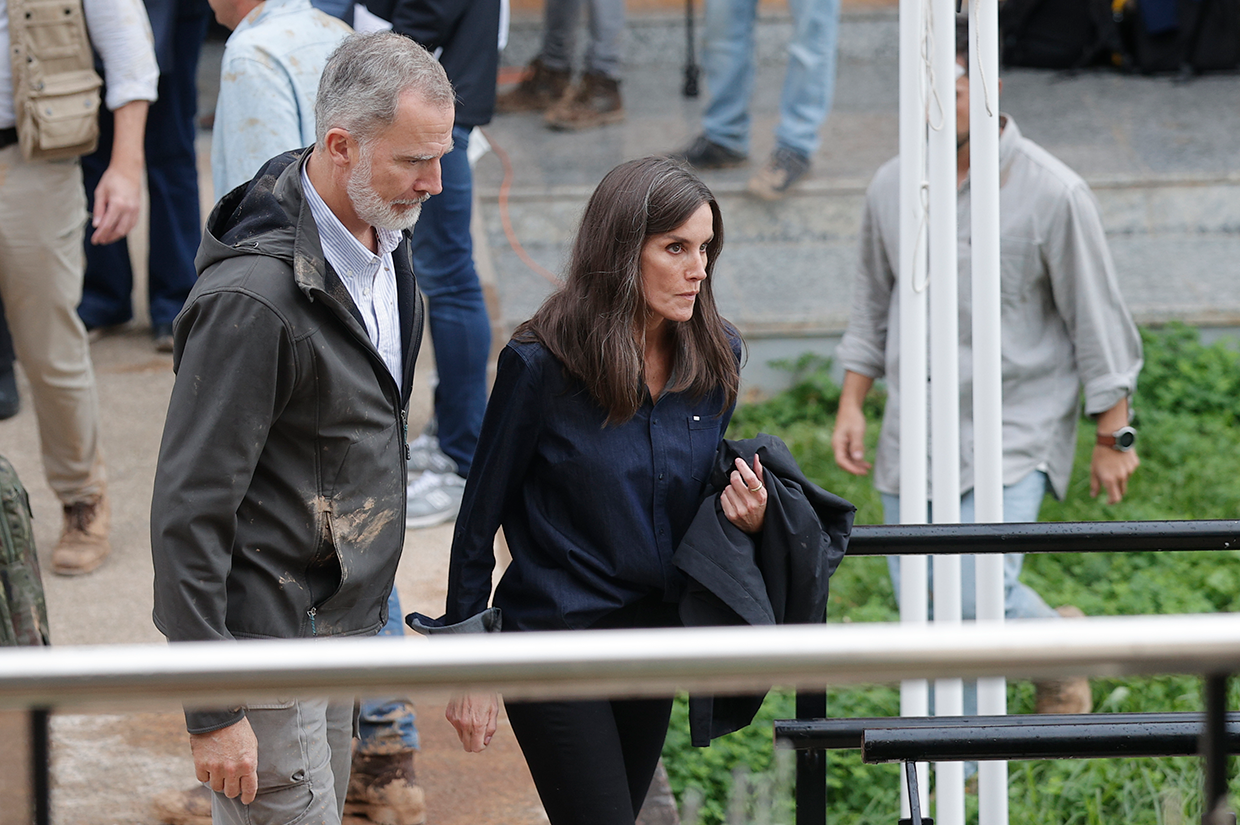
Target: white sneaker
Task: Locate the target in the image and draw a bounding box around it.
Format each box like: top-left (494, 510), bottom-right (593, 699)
top-left (407, 432), bottom-right (457, 478)
top-left (405, 471), bottom-right (466, 529)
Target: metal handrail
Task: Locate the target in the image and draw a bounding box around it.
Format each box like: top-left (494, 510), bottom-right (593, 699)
top-left (846, 519), bottom-right (1240, 555)
top-left (2, 613), bottom-right (1240, 711)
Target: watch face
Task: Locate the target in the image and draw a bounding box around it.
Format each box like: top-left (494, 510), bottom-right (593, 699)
top-left (1116, 428), bottom-right (1137, 450)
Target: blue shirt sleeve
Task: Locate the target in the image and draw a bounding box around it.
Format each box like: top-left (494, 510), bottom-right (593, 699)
top-left (444, 343), bottom-right (543, 624)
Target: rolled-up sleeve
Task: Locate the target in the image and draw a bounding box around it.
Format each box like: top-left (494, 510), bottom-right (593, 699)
top-left (836, 163), bottom-right (898, 380)
top-left (1045, 180), bottom-right (1143, 416)
top-left (83, 0), bottom-right (159, 109)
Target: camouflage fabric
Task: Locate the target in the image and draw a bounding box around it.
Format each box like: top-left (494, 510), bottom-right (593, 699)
top-left (1, 454), bottom-right (50, 646)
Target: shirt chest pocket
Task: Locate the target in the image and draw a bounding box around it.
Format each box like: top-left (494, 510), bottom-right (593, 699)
top-left (687, 415), bottom-right (722, 482)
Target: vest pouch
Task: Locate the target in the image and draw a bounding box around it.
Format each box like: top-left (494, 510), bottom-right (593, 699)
top-left (19, 68), bottom-right (101, 161)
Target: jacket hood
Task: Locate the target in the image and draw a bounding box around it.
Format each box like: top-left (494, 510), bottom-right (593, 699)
top-left (196, 148), bottom-right (345, 308)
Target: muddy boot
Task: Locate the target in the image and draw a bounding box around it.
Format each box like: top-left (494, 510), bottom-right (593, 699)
top-left (150, 785), bottom-right (213, 825)
top-left (52, 490), bottom-right (111, 575)
top-left (1034, 606), bottom-right (1093, 714)
top-left (345, 750), bottom-right (426, 825)
top-left (544, 71), bottom-right (624, 131)
top-left (495, 57), bottom-right (571, 114)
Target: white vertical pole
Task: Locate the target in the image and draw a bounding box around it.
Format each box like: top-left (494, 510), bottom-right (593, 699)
top-left (897, 0), bottom-right (930, 812)
top-left (928, 0), bottom-right (963, 821)
top-left (969, 0), bottom-right (1009, 821)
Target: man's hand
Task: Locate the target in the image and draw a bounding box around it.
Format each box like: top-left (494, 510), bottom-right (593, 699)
top-left (190, 718), bottom-right (258, 804)
top-left (446, 692), bottom-right (499, 753)
top-left (1090, 445), bottom-right (1139, 505)
top-left (90, 99), bottom-right (148, 246)
top-left (832, 405), bottom-right (871, 476)
top-left (832, 370), bottom-right (876, 476)
top-left (90, 164), bottom-right (143, 245)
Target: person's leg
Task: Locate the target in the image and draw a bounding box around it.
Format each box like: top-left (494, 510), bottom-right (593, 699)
top-left (612, 697), bottom-right (676, 815)
top-left (356, 589), bottom-right (421, 754)
top-left (542, 0), bottom-right (584, 72)
top-left (145, 11), bottom-right (207, 335)
top-left (583, 0), bottom-right (625, 78)
top-left (211, 698), bottom-right (350, 825)
top-left (78, 108), bottom-right (136, 331)
top-left (700, 0), bottom-right (759, 155)
top-left (0, 297), bottom-right (18, 420)
top-left (772, 0), bottom-right (840, 159)
top-left (350, 588), bottom-right (424, 825)
top-left (0, 148), bottom-right (108, 506)
top-left (408, 127), bottom-right (490, 479)
top-left (507, 696), bottom-right (673, 825)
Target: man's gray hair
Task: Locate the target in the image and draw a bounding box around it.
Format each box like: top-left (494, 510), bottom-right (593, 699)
top-left (314, 32), bottom-right (455, 146)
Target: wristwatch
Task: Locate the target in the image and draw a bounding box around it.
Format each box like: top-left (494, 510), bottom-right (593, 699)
top-left (1097, 426), bottom-right (1137, 451)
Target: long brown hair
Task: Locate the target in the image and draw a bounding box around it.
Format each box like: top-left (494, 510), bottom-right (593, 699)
top-left (516, 156), bottom-right (740, 424)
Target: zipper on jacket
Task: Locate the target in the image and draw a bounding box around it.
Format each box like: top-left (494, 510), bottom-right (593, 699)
top-left (401, 409), bottom-right (410, 461)
top-left (308, 607), bottom-right (317, 636)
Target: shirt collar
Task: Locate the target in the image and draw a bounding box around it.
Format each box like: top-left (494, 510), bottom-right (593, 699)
top-left (300, 164), bottom-right (402, 275)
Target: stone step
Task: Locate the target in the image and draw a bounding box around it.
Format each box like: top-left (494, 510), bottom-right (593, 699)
top-left (475, 7), bottom-right (1240, 382)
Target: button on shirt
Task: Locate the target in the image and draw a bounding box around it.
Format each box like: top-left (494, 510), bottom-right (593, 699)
top-left (445, 339), bottom-right (740, 632)
top-left (301, 166), bottom-right (403, 382)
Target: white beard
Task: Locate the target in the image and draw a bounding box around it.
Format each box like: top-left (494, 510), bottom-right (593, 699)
top-left (347, 148), bottom-right (426, 233)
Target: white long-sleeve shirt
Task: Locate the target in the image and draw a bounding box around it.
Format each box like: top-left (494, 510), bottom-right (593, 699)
top-left (835, 116), bottom-right (1143, 500)
top-left (0, 0), bottom-right (159, 128)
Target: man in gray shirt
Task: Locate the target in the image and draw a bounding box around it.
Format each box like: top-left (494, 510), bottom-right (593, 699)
top-left (832, 34), bottom-right (1141, 714)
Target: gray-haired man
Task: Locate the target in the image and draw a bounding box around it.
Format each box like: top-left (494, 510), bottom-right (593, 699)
top-left (151, 32), bottom-right (453, 825)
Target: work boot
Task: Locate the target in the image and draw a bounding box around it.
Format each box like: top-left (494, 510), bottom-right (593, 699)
top-left (544, 71), bottom-right (624, 131)
top-left (495, 57), bottom-right (571, 114)
top-left (345, 751), bottom-right (426, 825)
top-left (151, 785), bottom-right (212, 825)
top-left (1034, 606), bottom-right (1093, 714)
top-left (746, 146), bottom-right (812, 200)
top-left (52, 491), bottom-right (111, 575)
top-left (672, 134), bottom-right (748, 170)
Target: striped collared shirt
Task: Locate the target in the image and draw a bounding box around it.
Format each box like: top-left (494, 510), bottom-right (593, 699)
top-left (301, 165), bottom-right (403, 383)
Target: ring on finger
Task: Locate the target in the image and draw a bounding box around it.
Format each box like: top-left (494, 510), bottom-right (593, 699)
top-left (748, 483), bottom-right (764, 493)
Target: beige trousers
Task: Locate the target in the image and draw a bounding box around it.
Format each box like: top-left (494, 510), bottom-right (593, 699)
top-left (0, 144), bottom-right (106, 503)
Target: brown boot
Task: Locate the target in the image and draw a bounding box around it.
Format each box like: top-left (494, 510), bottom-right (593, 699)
top-left (345, 751), bottom-right (426, 825)
top-left (495, 57), bottom-right (571, 114)
top-left (544, 71), bottom-right (624, 131)
top-left (52, 491), bottom-right (111, 575)
top-left (150, 785), bottom-right (213, 825)
top-left (1034, 606), bottom-right (1093, 714)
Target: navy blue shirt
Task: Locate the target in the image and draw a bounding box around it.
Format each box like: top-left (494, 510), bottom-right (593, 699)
top-left (444, 338), bottom-right (738, 631)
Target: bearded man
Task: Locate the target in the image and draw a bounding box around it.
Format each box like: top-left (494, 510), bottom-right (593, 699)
top-left (150, 32), bottom-right (453, 825)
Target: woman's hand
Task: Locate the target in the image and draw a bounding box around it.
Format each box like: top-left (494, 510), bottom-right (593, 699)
top-left (721, 454), bottom-right (767, 534)
top-left (446, 692), bottom-right (500, 753)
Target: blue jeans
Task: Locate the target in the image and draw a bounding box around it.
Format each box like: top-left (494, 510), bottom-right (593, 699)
top-left (356, 588), bottom-right (420, 754)
top-left (701, 0), bottom-right (840, 158)
top-left (78, 11), bottom-right (207, 329)
top-left (410, 126), bottom-right (491, 478)
top-left (883, 470), bottom-right (1060, 718)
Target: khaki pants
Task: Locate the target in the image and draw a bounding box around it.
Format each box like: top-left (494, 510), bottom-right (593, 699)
top-left (0, 144), bottom-right (105, 503)
top-left (210, 698), bottom-right (355, 825)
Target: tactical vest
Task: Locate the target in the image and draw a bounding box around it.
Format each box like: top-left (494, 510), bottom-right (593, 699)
top-left (7, 0), bottom-right (101, 161)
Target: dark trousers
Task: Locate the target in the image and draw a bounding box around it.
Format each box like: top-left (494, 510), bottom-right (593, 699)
top-left (507, 695), bottom-right (674, 825)
top-left (0, 293), bottom-right (12, 374)
top-left (506, 596), bottom-right (678, 825)
top-left (78, 12), bottom-right (208, 329)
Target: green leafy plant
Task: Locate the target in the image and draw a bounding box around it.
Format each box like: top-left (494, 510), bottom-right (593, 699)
top-left (663, 326), bottom-right (1240, 824)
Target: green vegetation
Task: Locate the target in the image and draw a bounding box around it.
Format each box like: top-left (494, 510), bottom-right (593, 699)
top-left (662, 323), bottom-right (1240, 824)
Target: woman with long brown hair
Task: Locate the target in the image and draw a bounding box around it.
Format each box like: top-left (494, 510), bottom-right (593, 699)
top-left (433, 156), bottom-right (767, 824)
